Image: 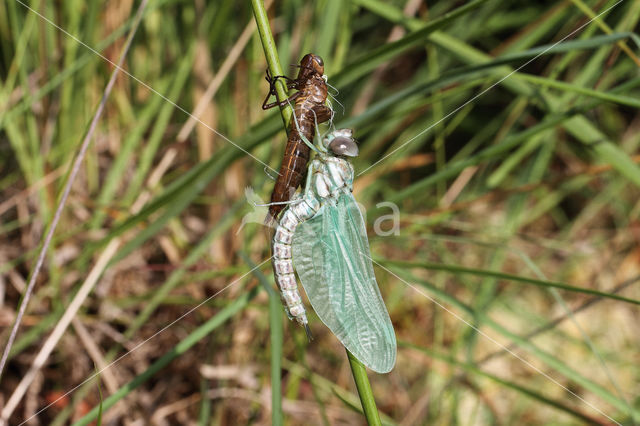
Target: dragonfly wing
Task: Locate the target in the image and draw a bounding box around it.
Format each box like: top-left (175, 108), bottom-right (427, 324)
top-left (292, 192), bottom-right (396, 373)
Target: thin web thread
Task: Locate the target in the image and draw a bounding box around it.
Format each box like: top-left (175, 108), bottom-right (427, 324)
top-left (13, 0), bottom-right (277, 174)
top-left (0, 0), bottom-right (150, 380)
top-left (2, 2), bottom-right (278, 421)
top-left (368, 255), bottom-right (622, 425)
top-left (6, 0), bottom-right (628, 423)
top-left (18, 257), bottom-right (272, 426)
top-left (358, 0), bottom-right (625, 176)
top-left (322, 187), bottom-right (620, 421)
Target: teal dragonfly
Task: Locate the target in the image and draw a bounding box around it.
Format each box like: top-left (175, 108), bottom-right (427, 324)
top-left (271, 128), bottom-right (396, 373)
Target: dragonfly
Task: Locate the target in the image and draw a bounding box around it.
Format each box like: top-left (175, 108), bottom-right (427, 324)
top-left (270, 127), bottom-right (396, 374)
top-left (262, 53), bottom-right (333, 224)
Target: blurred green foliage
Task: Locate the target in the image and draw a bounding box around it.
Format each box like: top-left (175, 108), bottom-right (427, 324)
top-left (1, 0), bottom-right (639, 424)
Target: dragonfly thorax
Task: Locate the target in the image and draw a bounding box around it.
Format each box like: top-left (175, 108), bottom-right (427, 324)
top-left (310, 156), bottom-right (354, 200)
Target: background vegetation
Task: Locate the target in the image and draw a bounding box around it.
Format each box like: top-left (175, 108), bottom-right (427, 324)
top-left (1, 0), bottom-right (639, 424)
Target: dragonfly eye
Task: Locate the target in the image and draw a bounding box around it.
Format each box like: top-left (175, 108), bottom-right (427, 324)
top-left (329, 137), bottom-right (358, 157)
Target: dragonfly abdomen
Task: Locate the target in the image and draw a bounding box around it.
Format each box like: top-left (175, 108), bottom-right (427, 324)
top-left (269, 133), bottom-right (311, 220)
top-left (272, 149), bottom-right (354, 331)
top-left (272, 197), bottom-right (320, 325)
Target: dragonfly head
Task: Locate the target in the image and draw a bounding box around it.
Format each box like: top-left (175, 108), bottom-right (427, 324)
top-left (297, 53), bottom-right (325, 80)
top-left (322, 128), bottom-right (359, 158)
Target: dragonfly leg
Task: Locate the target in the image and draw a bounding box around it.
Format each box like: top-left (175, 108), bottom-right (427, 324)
top-left (253, 198), bottom-right (302, 208)
top-left (261, 87), bottom-right (276, 110)
top-left (277, 76), bottom-right (297, 88)
top-left (268, 75), bottom-right (297, 91)
top-left (262, 72), bottom-right (299, 109)
top-left (265, 69), bottom-right (295, 87)
top-left (262, 90), bottom-right (301, 110)
top-left (262, 69), bottom-right (278, 105)
top-left (263, 165), bottom-right (278, 181)
top-left (309, 108), bottom-right (329, 152)
top-left (301, 162), bottom-right (315, 198)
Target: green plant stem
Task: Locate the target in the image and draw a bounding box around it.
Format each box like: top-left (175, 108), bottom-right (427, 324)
top-left (269, 291), bottom-right (284, 426)
top-left (250, 0), bottom-right (293, 129)
top-left (251, 4), bottom-right (384, 424)
top-left (347, 349), bottom-right (381, 426)
top-left (250, 3), bottom-right (291, 424)
top-left (241, 253), bottom-right (284, 426)
top-left (72, 288), bottom-right (257, 426)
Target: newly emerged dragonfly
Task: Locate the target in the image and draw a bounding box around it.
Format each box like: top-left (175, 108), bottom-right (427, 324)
top-left (271, 128), bottom-right (396, 373)
top-left (262, 53), bottom-right (333, 223)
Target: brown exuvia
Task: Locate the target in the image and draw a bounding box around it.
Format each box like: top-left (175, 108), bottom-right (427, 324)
top-left (262, 53), bottom-right (333, 223)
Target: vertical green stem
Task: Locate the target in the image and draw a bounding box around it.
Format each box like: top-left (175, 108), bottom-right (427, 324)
top-left (242, 254), bottom-right (284, 426)
top-left (269, 291), bottom-right (284, 425)
top-left (250, 0), bottom-right (293, 129)
top-left (250, 3), bottom-right (384, 425)
top-left (347, 349), bottom-right (382, 426)
top-left (250, 3), bottom-right (288, 424)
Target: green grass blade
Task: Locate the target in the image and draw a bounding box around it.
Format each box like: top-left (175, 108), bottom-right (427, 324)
top-left (124, 202), bottom-right (242, 338)
top-left (381, 259), bottom-right (640, 305)
top-left (392, 268), bottom-right (640, 422)
top-left (334, 0), bottom-right (489, 86)
top-left (404, 343), bottom-right (612, 425)
top-left (243, 252), bottom-right (284, 426)
top-left (72, 287), bottom-right (258, 426)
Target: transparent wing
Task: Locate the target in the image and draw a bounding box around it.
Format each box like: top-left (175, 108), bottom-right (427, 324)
top-left (292, 192), bottom-right (396, 373)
